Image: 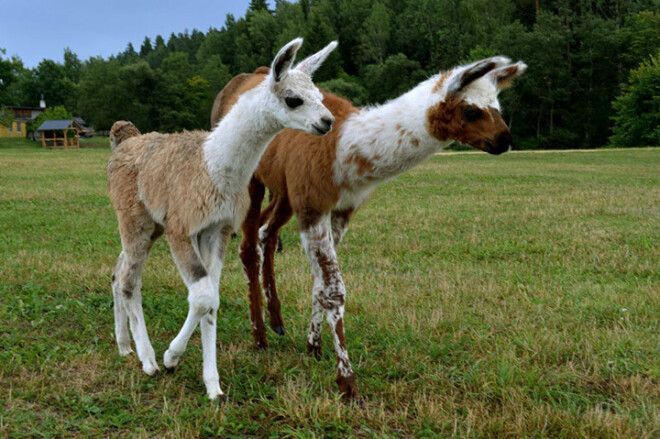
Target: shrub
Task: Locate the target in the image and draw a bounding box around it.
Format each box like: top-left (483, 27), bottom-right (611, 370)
top-left (610, 53), bottom-right (660, 147)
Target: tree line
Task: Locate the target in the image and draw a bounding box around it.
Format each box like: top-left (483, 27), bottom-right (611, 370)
top-left (1, 0), bottom-right (658, 148)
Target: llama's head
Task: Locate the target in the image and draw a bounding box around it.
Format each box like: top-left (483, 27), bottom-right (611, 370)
top-left (427, 57), bottom-right (527, 155)
top-left (266, 38), bottom-right (337, 136)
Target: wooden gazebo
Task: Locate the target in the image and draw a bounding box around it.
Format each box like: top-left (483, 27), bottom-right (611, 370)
top-left (37, 119), bottom-right (83, 148)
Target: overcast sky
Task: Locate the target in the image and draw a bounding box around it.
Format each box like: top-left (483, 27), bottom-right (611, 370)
top-left (1, 0), bottom-right (270, 68)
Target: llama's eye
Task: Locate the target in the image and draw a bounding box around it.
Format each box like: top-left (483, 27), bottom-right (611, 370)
top-left (462, 106), bottom-right (483, 122)
top-left (285, 97), bottom-right (304, 108)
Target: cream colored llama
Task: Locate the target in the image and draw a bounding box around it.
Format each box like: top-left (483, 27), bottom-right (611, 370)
top-left (107, 38), bottom-right (337, 401)
top-left (212, 56), bottom-right (527, 400)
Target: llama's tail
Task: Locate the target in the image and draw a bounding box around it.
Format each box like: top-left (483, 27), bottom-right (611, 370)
top-left (109, 121), bottom-right (141, 150)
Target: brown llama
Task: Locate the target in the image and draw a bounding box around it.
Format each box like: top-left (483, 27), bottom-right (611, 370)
top-left (211, 57), bottom-right (527, 400)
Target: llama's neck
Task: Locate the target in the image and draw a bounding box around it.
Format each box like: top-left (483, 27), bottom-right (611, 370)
top-left (203, 84), bottom-right (280, 195)
top-left (334, 79), bottom-right (452, 188)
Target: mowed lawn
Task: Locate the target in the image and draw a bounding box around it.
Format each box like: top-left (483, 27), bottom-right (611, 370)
top-left (0, 139), bottom-right (658, 438)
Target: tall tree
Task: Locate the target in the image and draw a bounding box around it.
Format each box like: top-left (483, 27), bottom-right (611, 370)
top-left (63, 48), bottom-right (81, 83)
top-left (139, 37), bottom-right (152, 57)
top-left (358, 2), bottom-right (391, 64)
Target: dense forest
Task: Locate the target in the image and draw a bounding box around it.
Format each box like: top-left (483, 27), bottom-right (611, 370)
top-left (1, 0), bottom-right (659, 148)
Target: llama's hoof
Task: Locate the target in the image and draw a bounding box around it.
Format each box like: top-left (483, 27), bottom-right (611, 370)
top-left (336, 373), bottom-right (359, 402)
top-left (118, 345), bottom-right (133, 357)
top-left (273, 325), bottom-right (285, 336)
top-left (306, 341), bottom-right (322, 360)
top-left (254, 333), bottom-right (269, 350)
top-left (163, 349), bottom-right (180, 369)
top-left (207, 386), bottom-right (225, 402)
top-left (142, 362), bottom-right (160, 376)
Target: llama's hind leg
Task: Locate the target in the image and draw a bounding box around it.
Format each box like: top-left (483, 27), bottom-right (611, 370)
top-left (115, 219), bottom-right (163, 375)
top-left (164, 232), bottom-right (224, 400)
top-left (260, 194), bottom-right (293, 336)
top-left (240, 178), bottom-right (269, 349)
top-left (112, 252), bottom-right (132, 356)
top-left (330, 209), bottom-right (353, 249)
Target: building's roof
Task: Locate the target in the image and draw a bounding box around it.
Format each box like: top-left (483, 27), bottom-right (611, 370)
top-left (37, 119), bottom-right (82, 131)
top-left (72, 117), bottom-right (93, 131)
top-left (7, 106), bottom-right (45, 111)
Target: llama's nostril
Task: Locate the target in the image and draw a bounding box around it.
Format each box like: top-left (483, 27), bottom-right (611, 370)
top-left (495, 132), bottom-right (512, 151)
top-left (321, 117), bottom-right (335, 128)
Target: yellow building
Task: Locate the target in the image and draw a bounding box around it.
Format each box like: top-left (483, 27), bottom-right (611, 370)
top-left (0, 105), bottom-right (45, 138)
top-left (0, 120), bottom-right (27, 138)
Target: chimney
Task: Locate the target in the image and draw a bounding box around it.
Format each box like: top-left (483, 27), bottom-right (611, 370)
top-left (39, 94), bottom-right (46, 108)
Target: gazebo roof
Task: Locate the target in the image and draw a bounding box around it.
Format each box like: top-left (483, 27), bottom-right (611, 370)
top-left (37, 119), bottom-right (83, 131)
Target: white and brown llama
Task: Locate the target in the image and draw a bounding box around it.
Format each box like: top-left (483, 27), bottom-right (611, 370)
top-left (211, 56), bottom-right (527, 400)
top-left (107, 38), bottom-right (338, 401)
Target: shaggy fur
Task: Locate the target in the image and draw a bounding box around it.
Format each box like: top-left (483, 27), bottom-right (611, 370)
top-left (106, 38), bottom-right (338, 401)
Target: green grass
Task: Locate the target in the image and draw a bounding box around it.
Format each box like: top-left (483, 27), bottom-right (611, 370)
top-left (1, 140), bottom-right (659, 437)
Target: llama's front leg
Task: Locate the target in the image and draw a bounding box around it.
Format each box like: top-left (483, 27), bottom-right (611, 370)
top-left (164, 233), bottom-right (223, 400)
top-left (300, 215), bottom-right (358, 400)
top-left (199, 227), bottom-right (231, 400)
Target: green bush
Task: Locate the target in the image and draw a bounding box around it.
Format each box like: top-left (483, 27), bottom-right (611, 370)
top-left (318, 77), bottom-right (368, 106)
top-left (610, 53), bottom-right (660, 147)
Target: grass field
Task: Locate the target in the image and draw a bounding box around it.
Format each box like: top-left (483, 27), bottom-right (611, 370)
top-left (1, 138), bottom-right (658, 437)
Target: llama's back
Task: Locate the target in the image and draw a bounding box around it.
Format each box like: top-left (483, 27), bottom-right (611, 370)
top-left (108, 127), bottom-right (237, 235)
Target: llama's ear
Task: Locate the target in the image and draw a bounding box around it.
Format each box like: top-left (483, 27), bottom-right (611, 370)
top-left (294, 41), bottom-right (338, 77)
top-left (271, 37), bottom-right (303, 83)
top-left (490, 61), bottom-right (528, 90)
top-left (446, 56), bottom-right (510, 96)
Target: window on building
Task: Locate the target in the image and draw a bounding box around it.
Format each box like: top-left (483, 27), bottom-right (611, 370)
top-left (8, 123), bottom-right (12, 133)
top-left (17, 123), bottom-right (21, 132)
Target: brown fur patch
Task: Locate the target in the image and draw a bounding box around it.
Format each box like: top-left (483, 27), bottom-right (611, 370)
top-left (343, 152), bottom-right (375, 176)
top-left (122, 288), bottom-right (132, 299)
top-left (336, 371), bottom-right (358, 401)
top-left (432, 70), bottom-right (453, 93)
top-left (335, 318), bottom-right (346, 350)
top-left (411, 137), bottom-right (420, 147)
top-left (314, 248), bottom-right (335, 287)
top-left (240, 179), bottom-right (270, 349)
top-left (426, 98), bottom-right (509, 152)
top-left (210, 72), bottom-right (268, 127)
top-left (251, 91), bottom-right (358, 215)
